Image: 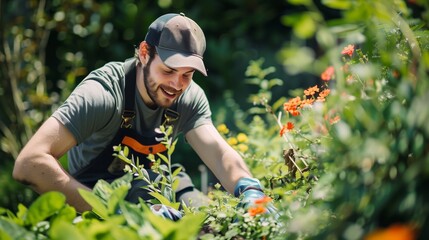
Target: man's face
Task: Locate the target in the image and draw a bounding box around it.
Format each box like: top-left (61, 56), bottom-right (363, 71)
top-left (142, 54), bottom-right (195, 109)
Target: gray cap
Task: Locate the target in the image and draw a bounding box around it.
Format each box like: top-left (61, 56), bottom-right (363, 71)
top-left (145, 13), bottom-right (207, 76)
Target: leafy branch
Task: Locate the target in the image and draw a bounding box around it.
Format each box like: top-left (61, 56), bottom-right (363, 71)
top-left (112, 125), bottom-right (182, 210)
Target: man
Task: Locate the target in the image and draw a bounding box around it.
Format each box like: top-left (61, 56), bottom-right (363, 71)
top-left (13, 13), bottom-right (271, 214)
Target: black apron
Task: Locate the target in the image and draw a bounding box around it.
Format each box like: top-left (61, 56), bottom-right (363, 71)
top-left (72, 59), bottom-right (179, 196)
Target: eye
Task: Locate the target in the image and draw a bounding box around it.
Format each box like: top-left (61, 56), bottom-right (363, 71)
top-left (163, 69), bottom-right (174, 75)
top-left (183, 71), bottom-right (194, 80)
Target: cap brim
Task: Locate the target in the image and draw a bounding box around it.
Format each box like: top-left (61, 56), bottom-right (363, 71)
top-left (156, 46), bottom-right (207, 76)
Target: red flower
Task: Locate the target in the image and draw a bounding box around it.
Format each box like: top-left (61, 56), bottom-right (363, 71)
top-left (321, 66), bottom-right (335, 81)
top-left (341, 44), bottom-right (355, 57)
top-left (280, 122), bottom-right (294, 136)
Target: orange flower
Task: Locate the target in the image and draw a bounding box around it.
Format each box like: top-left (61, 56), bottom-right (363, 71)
top-left (248, 205), bottom-right (267, 216)
top-left (321, 66), bottom-right (335, 81)
top-left (254, 196), bottom-right (272, 205)
top-left (280, 122), bottom-right (294, 136)
top-left (284, 96), bottom-right (302, 116)
top-left (290, 110), bottom-right (300, 116)
top-left (280, 125), bottom-right (287, 136)
top-left (319, 89), bottom-right (330, 98)
top-left (300, 98), bottom-right (315, 108)
top-left (317, 88), bottom-right (331, 102)
top-left (304, 85), bottom-right (320, 96)
top-left (341, 44), bottom-right (355, 57)
top-left (329, 115), bottom-right (340, 125)
top-left (364, 224), bottom-right (416, 240)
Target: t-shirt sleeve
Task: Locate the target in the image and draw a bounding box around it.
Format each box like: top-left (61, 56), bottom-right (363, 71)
top-left (52, 78), bottom-right (118, 144)
top-left (177, 82), bottom-right (212, 136)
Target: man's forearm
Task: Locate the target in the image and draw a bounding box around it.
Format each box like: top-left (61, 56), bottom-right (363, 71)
top-left (13, 153), bottom-right (92, 213)
top-left (217, 148), bottom-right (252, 193)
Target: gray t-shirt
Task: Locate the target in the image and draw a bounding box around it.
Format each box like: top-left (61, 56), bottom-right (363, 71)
top-left (52, 60), bottom-right (212, 174)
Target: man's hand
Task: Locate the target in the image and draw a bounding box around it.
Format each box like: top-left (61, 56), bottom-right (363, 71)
top-left (234, 177), bottom-right (277, 214)
top-left (150, 204), bottom-right (183, 221)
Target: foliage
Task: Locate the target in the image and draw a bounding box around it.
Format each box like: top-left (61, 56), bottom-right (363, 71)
top-left (198, 184), bottom-right (281, 239)
top-left (277, 0), bottom-right (429, 239)
top-left (0, 174), bottom-right (205, 240)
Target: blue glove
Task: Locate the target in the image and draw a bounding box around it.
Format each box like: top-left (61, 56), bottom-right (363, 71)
top-left (150, 204), bottom-right (183, 221)
top-left (234, 177), bottom-right (277, 214)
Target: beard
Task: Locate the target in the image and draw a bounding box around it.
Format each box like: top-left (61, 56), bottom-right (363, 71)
top-left (142, 62), bottom-right (179, 109)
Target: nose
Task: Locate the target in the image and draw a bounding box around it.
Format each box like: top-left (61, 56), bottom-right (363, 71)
top-left (169, 76), bottom-right (183, 90)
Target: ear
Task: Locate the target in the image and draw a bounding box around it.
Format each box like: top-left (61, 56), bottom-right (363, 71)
top-left (138, 41), bottom-right (149, 64)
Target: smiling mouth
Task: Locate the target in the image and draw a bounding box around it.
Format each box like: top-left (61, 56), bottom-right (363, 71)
top-left (160, 87), bottom-right (179, 98)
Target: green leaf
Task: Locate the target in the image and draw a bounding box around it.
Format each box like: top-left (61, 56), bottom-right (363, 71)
top-left (113, 154), bottom-right (132, 165)
top-left (245, 77), bottom-right (262, 85)
top-left (0, 207), bottom-right (21, 225)
top-left (272, 97), bottom-right (287, 113)
top-left (51, 205), bottom-right (76, 224)
top-left (165, 125), bottom-right (173, 136)
top-left (25, 191), bottom-right (67, 226)
top-left (172, 178), bottom-right (180, 192)
top-left (112, 145), bottom-right (122, 152)
top-left (158, 164), bottom-right (169, 174)
top-left (0, 230), bottom-right (12, 240)
top-left (16, 204), bottom-right (27, 225)
top-left (294, 14), bottom-right (316, 39)
top-left (78, 189), bottom-right (109, 219)
top-left (123, 146), bottom-right (129, 157)
top-left (288, 0), bottom-right (311, 6)
top-left (92, 180), bottom-right (113, 205)
top-left (172, 167), bottom-right (182, 178)
top-left (157, 153), bottom-right (169, 165)
top-left (49, 221), bottom-right (86, 240)
top-left (0, 218), bottom-right (34, 240)
top-left (171, 213), bottom-right (206, 240)
top-left (322, 0), bottom-right (352, 9)
top-left (110, 172), bottom-right (133, 189)
top-left (107, 185), bottom-right (129, 214)
top-left (144, 205), bottom-right (176, 237)
top-left (148, 192), bottom-right (180, 209)
top-left (281, 13), bottom-right (301, 26)
top-left (119, 201), bottom-right (145, 230)
top-left (149, 191), bottom-right (171, 205)
top-left (268, 78), bottom-right (283, 88)
top-left (168, 139), bottom-right (178, 156)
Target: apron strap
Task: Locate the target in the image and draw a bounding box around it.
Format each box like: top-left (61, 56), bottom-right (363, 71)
top-left (121, 58), bottom-right (137, 128)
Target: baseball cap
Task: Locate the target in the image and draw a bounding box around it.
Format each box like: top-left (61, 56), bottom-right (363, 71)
top-left (145, 13), bottom-right (207, 76)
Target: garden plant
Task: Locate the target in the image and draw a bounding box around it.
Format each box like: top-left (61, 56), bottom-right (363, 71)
top-left (1, 0), bottom-right (429, 239)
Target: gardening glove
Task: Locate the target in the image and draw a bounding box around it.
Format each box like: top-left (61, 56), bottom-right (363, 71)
top-left (173, 164), bottom-right (210, 208)
top-left (150, 204), bottom-right (183, 221)
top-left (234, 177), bottom-right (278, 215)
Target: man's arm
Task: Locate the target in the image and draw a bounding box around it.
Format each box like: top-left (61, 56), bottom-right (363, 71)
top-left (185, 123), bottom-right (252, 193)
top-left (13, 117), bottom-right (92, 213)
